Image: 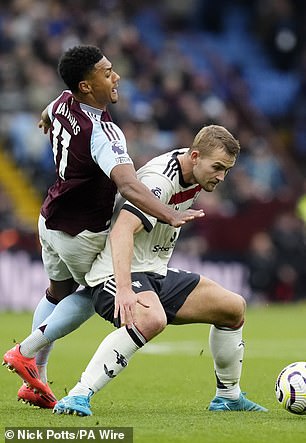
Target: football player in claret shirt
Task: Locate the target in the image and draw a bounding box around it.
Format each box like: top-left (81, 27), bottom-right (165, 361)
top-left (3, 45), bottom-right (203, 408)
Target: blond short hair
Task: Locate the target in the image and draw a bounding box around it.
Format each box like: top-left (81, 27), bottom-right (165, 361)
top-left (190, 125), bottom-right (240, 158)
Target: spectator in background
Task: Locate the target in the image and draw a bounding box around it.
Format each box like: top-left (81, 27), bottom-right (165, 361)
top-left (253, 0), bottom-right (304, 71)
top-left (270, 211), bottom-right (306, 301)
top-left (246, 232), bottom-right (278, 302)
top-left (0, 185), bottom-right (16, 231)
top-left (296, 180), bottom-right (306, 224)
top-left (239, 137), bottom-right (287, 201)
top-left (293, 48), bottom-right (306, 173)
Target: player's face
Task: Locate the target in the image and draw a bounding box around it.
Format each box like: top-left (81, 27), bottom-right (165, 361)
top-left (86, 56), bottom-right (120, 106)
top-left (192, 148), bottom-right (236, 192)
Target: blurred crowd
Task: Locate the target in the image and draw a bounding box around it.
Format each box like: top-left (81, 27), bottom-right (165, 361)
top-left (0, 0), bottom-right (306, 302)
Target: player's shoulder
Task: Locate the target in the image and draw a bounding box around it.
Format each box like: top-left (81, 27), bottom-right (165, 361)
top-left (141, 148), bottom-right (187, 179)
top-left (100, 120), bottom-right (124, 138)
top-left (49, 90), bottom-right (71, 112)
top-left (91, 121), bottom-right (126, 151)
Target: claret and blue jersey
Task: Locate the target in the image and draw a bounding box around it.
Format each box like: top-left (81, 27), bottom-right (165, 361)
top-left (41, 90), bottom-right (132, 236)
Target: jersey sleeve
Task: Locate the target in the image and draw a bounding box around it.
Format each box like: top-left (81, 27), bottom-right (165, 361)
top-left (122, 171), bottom-right (174, 232)
top-left (90, 121), bottom-right (133, 178)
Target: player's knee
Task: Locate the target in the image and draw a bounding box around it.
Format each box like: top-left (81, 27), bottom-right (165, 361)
top-left (49, 279), bottom-right (79, 300)
top-left (46, 288), bottom-right (63, 303)
top-left (229, 294), bottom-right (246, 327)
top-left (142, 308), bottom-right (167, 338)
top-left (217, 293), bottom-right (245, 329)
top-left (151, 310), bottom-right (167, 334)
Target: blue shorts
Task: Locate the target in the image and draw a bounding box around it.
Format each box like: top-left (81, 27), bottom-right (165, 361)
top-left (91, 268), bottom-right (200, 326)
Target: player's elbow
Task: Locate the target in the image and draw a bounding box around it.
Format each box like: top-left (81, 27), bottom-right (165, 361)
top-left (117, 180), bottom-right (139, 202)
top-left (115, 171), bottom-right (146, 202)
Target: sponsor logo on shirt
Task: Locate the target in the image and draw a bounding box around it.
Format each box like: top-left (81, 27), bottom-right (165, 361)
top-left (152, 232), bottom-right (177, 252)
top-left (115, 157), bottom-right (132, 164)
top-left (152, 244), bottom-right (175, 252)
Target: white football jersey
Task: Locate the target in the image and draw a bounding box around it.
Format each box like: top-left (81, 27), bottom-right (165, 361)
top-left (85, 149), bottom-right (202, 286)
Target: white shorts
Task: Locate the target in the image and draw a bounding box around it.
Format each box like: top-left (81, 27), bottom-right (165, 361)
top-left (38, 214), bottom-right (108, 286)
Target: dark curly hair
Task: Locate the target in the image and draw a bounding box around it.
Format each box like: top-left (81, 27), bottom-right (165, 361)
top-left (58, 45), bottom-right (104, 93)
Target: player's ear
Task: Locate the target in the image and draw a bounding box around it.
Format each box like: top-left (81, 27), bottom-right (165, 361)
top-left (190, 150), bottom-right (200, 164)
top-left (79, 81), bottom-right (91, 94)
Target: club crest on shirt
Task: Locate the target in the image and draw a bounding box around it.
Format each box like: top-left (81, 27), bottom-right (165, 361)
top-left (112, 141), bottom-right (125, 155)
top-left (151, 187), bottom-right (162, 198)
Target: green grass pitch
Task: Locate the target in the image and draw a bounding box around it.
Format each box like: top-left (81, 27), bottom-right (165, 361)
top-left (1, 303), bottom-right (306, 443)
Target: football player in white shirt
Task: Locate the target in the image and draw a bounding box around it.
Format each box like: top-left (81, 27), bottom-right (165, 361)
top-left (53, 125), bottom-right (267, 416)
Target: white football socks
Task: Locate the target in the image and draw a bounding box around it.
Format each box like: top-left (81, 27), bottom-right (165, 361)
top-left (69, 325), bottom-right (146, 397)
top-left (209, 324), bottom-right (244, 400)
top-left (20, 329), bottom-right (50, 359)
top-left (36, 343), bottom-right (54, 384)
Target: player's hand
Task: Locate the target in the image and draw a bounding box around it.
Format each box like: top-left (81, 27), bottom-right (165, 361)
top-left (114, 288), bottom-right (149, 329)
top-left (169, 209), bottom-right (205, 228)
top-left (38, 118), bottom-right (51, 134)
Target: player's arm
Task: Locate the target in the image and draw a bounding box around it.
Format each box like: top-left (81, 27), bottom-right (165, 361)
top-left (111, 164), bottom-right (203, 228)
top-left (109, 208), bottom-right (146, 328)
top-left (38, 106), bottom-right (52, 134)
